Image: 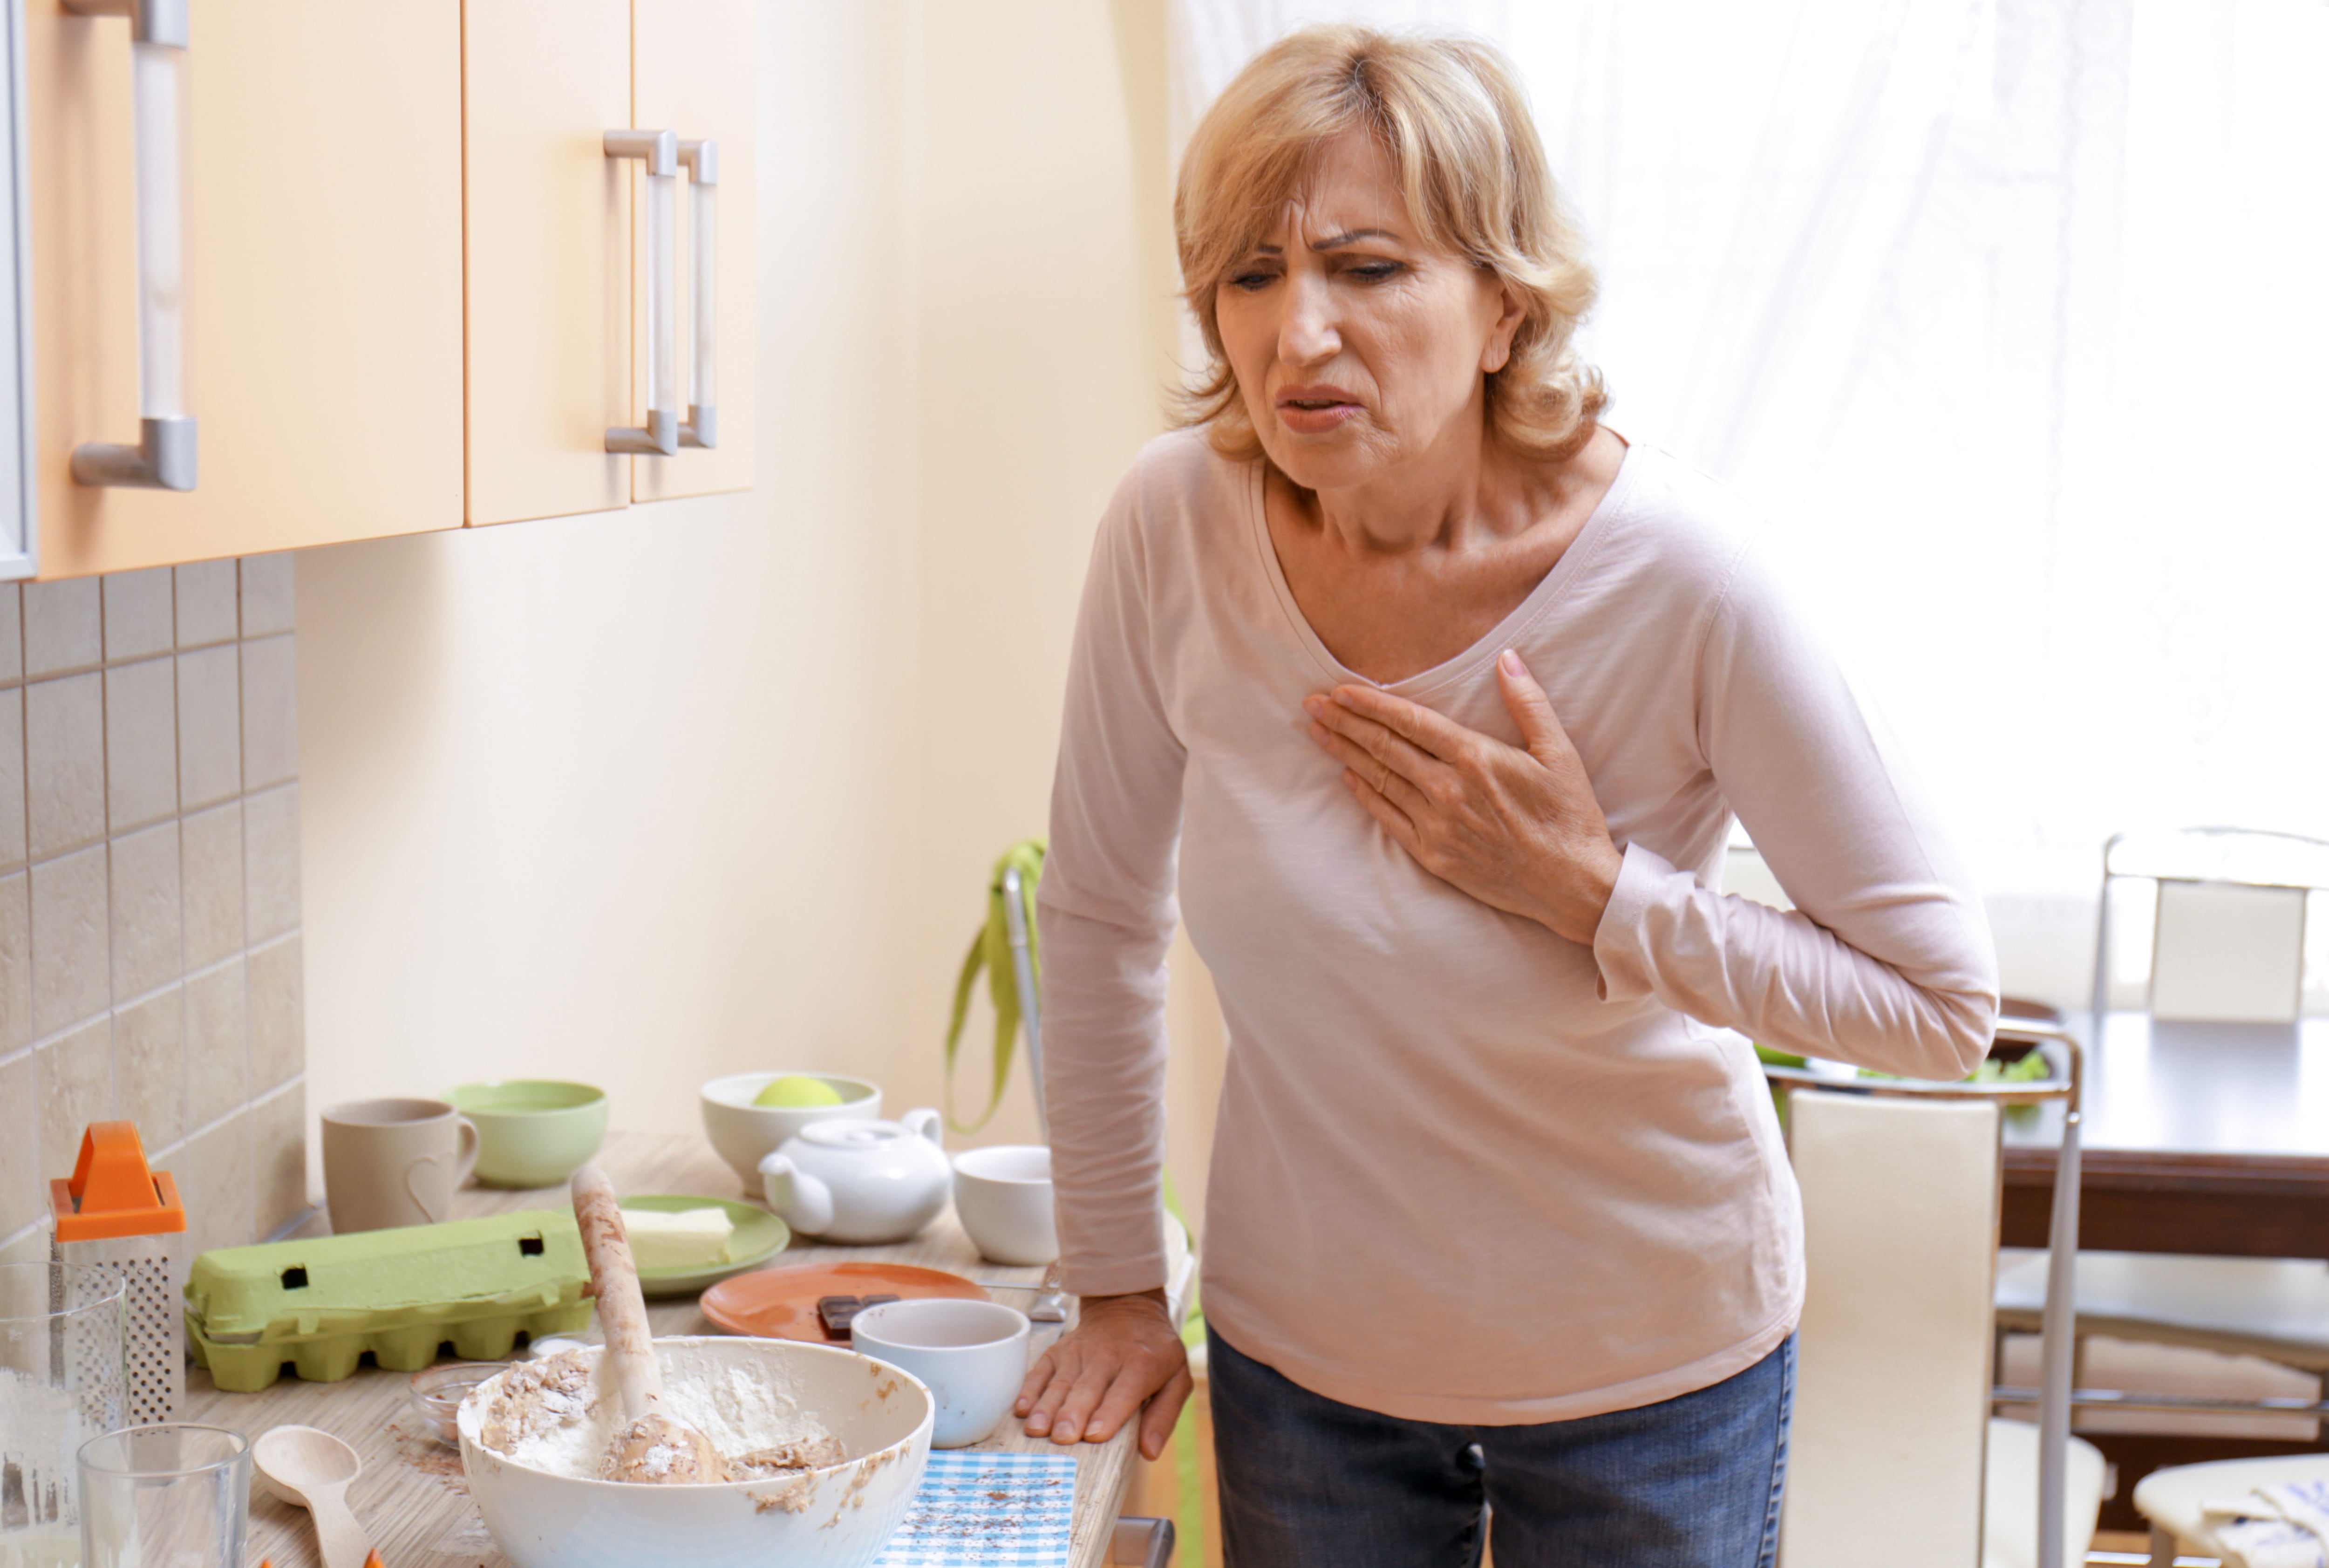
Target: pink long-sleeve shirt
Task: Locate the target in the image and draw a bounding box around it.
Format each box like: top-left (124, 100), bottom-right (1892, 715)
top-left (1038, 429), bottom-right (1998, 1425)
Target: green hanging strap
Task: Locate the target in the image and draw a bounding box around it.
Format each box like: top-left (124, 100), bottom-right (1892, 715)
top-left (944, 839), bottom-right (1046, 1134)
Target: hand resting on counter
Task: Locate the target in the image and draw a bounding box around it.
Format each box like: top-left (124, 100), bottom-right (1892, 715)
top-left (1015, 1289), bottom-right (1192, 1460)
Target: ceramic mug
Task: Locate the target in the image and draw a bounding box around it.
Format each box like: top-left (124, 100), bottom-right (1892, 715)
top-left (851, 1299), bottom-right (1031, 1448)
top-left (951, 1145), bottom-right (1058, 1266)
top-left (321, 1098), bottom-right (480, 1232)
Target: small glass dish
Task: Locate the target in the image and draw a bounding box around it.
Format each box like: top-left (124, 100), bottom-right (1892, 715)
top-left (408, 1362), bottom-right (506, 1449)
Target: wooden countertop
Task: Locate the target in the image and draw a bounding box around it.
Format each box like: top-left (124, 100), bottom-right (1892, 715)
top-left (182, 1130), bottom-right (1141, 1568)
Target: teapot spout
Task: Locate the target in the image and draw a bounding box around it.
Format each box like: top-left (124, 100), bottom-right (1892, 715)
top-left (758, 1153), bottom-right (835, 1236)
top-left (903, 1108), bottom-right (943, 1148)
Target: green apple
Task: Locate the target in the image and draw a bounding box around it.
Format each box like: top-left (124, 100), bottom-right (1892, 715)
top-left (754, 1074), bottom-right (845, 1109)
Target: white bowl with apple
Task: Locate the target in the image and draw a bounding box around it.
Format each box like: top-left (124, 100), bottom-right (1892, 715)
top-left (699, 1072), bottom-right (881, 1193)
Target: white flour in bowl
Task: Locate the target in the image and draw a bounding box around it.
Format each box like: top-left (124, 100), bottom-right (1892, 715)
top-left (475, 1346), bottom-right (845, 1481)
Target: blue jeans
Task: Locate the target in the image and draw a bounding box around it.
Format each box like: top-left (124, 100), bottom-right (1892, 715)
top-left (1208, 1327), bottom-right (1794, 1568)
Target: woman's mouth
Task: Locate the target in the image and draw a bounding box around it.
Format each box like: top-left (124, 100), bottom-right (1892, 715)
top-left (1276, 386), bottom-right (1362, 434)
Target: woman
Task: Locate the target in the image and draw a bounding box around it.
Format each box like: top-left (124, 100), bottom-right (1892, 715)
top-left (1015, 26), bottom-right (1995, 1568)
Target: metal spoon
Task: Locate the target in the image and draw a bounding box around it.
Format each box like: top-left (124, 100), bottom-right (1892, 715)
top-left (253, 1424), bottom-right (373, 1568)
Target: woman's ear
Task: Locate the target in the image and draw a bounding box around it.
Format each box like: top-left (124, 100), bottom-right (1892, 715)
top-left (1481, 276), bottom-right (1527, 375)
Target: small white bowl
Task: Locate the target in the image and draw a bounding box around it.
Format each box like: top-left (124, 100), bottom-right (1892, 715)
top-left (699, 1073), bottom-right (880, 1193)
top-left (951, 1145), bottom-right (1058, 1266)
top-left (458, 1336), bottom-right (932, 1568)
top-left (852, 1299), bottom-right (1030, 1450)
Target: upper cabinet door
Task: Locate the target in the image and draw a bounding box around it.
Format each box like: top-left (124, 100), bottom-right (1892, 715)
top-left (463, 0), bottom-right (630, 527)
top-left (27, 0), bottom-right (464, 577)
top-left (631, 0), bottom-right (755, 504)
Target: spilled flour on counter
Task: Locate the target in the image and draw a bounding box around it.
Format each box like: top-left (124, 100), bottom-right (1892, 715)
top-left (473, 1345), bottom-right (845, 1481)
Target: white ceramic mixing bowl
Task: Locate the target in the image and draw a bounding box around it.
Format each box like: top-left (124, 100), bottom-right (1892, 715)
top-left (458, 1336), bottom-right (933, 1568)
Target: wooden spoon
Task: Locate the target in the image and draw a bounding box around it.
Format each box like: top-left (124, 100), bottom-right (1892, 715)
top-left (570, 1165), bottom-right (727, 1483)
top-left (252, 1425), bottom-right (371, 1568)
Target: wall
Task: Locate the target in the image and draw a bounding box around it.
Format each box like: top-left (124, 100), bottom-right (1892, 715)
top-left (297, 0), bottom-right (1226, 1216)
top-left (902, 0), bottom-right (1227, 1206)
top-left (0, 562), bottom-right (308, 1268)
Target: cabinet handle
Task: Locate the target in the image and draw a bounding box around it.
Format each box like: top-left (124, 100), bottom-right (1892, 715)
top-left (64, 0), bottom-right (196, 491)
top-left (604, 128), bottom-right (678, 456)
top-left (677, 139), bottom-right (716, 450)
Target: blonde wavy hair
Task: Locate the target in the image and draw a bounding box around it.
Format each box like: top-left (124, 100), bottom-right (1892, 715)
top-left (1175, 26), bottom-right (1606, 465)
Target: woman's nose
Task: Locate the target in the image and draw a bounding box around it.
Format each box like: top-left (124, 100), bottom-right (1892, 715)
top-left (1277, 272), bottom-right (1339, 367)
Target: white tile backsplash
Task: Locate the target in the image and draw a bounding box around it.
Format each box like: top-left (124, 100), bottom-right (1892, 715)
top-left (0, 1050), bottom-right (37, 1236)
top-left (0, 584), bottom-right (21, 684)
top-left (102, 569), bottom-right (176, 662)
top-left (37, 1016), bottom-right (114, 1176)
top-left (179, 803), bottom-right (244, 971)
top-left (176, 646), bottom-right (242, 811)
top-left (30, 845), bottom-right (109, 1034)
top-left (173, 562), bottom-right (239, 650)
top-left (25, 672), bottom-right (104, 858)
top-left (243, 785), bottom-right (300, 944)
top-left (114, 984), bottom-right (186, 1150)
top-left (0, 688), bottom-right (24, 870)
top-left (239, 635), bottom-right (297, 791)
top-left (108, 822), bottom-right (182, 1000)
top-left (0, 870), bottom-right (27, 1052)
top-left (184, 957), bottom-right (249, 1129)
top-left (2, 558), bottom-right (305, 1262)
top-left (105, 657), bottom-right (179, 832)
top-left (23, 580), bottom-right (101, 677)
top-left (239, 556), bottom-right (295, 639)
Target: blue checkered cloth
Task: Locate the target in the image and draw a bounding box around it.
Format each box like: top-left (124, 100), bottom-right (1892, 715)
top-left (870, 1450), bottom-right (1079, 1567)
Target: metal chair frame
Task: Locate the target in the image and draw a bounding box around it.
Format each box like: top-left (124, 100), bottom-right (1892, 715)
top-left (1765, 1017), bottom-right (2086, 1568)
top-left (2067, 827), bottom-right (2329, 1423)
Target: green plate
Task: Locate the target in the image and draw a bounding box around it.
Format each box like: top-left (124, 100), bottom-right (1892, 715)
top-left (620, 1195), bottom-right (791, 1298)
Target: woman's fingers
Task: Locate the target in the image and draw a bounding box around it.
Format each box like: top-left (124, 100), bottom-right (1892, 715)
top-left (1495, 650), bottom-right (1582, 771)
top-left (1344, 770), bottom-right (1427, 863)
top-left (1047, 1349), bottom-right (1149, 1444)
top-left (1020, 1347), bottom-right (1087, 1437)
top-left (1078, 1359), bottom-right (1167, 1446)
top-left (1137, 1364), bottom-right (1197, 1462)
top-left (1328, 683), bottom-right (1475, 762)
top-left (1305, 696), bottom-right (1445, 799)
top-left (1014, 1350), bottom-right (1057, 1418)
top-left (1309, 720), bottom-right (1431, 813)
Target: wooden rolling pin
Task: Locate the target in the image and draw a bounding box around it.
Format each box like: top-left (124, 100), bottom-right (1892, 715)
top-left (570, 1166), bottom-right (726, 1484)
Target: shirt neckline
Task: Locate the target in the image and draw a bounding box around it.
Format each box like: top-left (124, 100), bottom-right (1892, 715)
top-left (1243, 437), bottom-right (1642, 700)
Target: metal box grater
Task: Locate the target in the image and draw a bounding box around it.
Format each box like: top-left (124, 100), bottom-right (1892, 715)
top-left (48, 1122), bottom-right (189, 1424)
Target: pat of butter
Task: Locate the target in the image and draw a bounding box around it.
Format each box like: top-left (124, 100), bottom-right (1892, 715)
top-left (624, 1207), bottom-right (735, 1272)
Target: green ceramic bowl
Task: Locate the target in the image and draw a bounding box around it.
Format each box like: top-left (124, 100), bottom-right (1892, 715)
top-left (442, 1080), bottom-right (608, 1189)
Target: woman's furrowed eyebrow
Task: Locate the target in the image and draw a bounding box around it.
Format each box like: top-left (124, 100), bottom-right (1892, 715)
top-left (1253, 228), bottom-right (1403, 256)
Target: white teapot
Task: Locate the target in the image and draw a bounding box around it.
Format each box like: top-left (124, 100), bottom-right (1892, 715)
top-left (757, 1110), bottom-right (951, 1243)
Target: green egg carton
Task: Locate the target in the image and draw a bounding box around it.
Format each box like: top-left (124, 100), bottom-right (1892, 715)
top-left (185, 1209), bottom-right (595, 1392)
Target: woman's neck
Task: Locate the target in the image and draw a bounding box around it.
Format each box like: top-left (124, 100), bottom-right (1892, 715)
top-left (1296, 408), bottom-right (1562, 559)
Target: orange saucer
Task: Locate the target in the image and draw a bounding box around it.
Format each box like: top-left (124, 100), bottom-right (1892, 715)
top-left (699, 1261), bottom-right (987, 1342)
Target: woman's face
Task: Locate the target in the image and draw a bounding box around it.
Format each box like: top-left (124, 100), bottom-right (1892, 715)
top-left (1213, 130), bottom-right (1523, 496)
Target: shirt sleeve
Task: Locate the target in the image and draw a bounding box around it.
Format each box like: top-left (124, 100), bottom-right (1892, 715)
top-left (1036, 470), bottom-right (1188, 1298)
top-left (1591, 542), bottom-right (1999, 1079)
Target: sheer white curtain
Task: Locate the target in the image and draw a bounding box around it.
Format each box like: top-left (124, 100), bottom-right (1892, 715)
top-left (1166, 0), bottom-right (2329, 1007)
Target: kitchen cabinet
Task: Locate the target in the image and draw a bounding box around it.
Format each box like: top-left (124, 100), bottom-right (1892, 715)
top-left (465, 0), bottom-right (755, 527)
top-left (11, 0), bottom-right (753, 579)
top-left (26, 0), bottom-right (466, 577)
top-left (627, 0), bottom-right (755, 507)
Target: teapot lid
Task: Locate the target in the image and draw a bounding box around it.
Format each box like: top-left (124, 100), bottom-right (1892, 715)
top-left (798, 1119), bottom-right (908, 1150)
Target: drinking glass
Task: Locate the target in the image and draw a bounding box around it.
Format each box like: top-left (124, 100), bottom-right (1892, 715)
top-left (75, 1426), bottom-right (250, 1568)
top-left (0, 1261), bottom-right (128, 1568)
